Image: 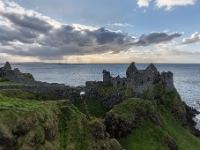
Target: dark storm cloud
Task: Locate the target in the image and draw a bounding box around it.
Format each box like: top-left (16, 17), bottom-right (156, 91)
top-left (36, 26), bottom-right (131, 48)
top-left (0, 2), bottom-right (181, 60)
top-left (132, 32), bottom-right (182, 46)
top-left (0, 12), bottom-right (53, 33)
top-left (86, 28), bottom-right (129, 45)
top-left (37, 25), bottom-right (94, 47)
top-left (0, 25), bottom-right (39, 44)
top-left (0, 1), bottom-right (133, 59)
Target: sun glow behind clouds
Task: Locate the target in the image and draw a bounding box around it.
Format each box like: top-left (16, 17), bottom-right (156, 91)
top-left (0, 0), bottom-right (199, 63)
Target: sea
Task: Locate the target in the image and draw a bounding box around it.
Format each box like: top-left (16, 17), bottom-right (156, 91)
top-left (6, 63), bottom-right (200, 129)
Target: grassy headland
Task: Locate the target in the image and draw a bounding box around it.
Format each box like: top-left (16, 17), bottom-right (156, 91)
top-left (0, 83), bottom-right (200, 149)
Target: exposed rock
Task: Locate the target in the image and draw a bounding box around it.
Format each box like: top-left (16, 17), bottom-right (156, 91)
top-left (165, 138), bottom-right (178, 150)
top-left (20, 73), bottom-right (35, 80)
top-left (0, 135), bottom-right (17, 150)
top-left (92, 120), bottom-right (107, 140)
top-left (12, 122), bottom-right (31, 136)
top-left (44, 127), bottom-right (55, 142)
top-left (185, 105), bottom-right (200, 138)
top-left (104, 99), bottom-right (158, 138)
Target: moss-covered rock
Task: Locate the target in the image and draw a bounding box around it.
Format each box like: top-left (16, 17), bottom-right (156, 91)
top-left (161, 90), bottom-right (186, 124)
top-left (104, 98), bottom-right (158, 138)
top-left (20, 73), bottom-right (34, 80)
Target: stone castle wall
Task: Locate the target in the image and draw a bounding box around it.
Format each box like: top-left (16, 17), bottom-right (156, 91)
top-left (0, 62), bottom-right (175, 97)
top-left (87, 62), bottom-right (175, 94)
top-left (0, 62), bottom-right (66, 89)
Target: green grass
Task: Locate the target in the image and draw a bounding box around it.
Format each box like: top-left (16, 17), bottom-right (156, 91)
top-left (0, 81), bottom-right (26, 85)
top-left (0, 94), bottom-right (43, 111)
top-left (1, 83), bottom-right (200, 149)
top-left (159, 106), bottom-right (200, 150)
top-left (20, 73), bottom-right (34, 80)
top-left (0, 77), bottom-right (29, 85)
top-left (111, 98), bottom-right (155, 121)
top-left (0, 93), bottom-right (121, 150)
top-left (0, 77), bottom-right (8, 82)
top-left (118, 119), bottom-right (169, 150)
top-left (0, 94), bottom-right (60, 149)
top-left (96, 85), bottom-right (135, 98)
top-left (117, 104), bottom-right (200, 150)
top-left (75, 99), bottom-right (107, 118)
top-left (0, 89), bottom-right (37, 100)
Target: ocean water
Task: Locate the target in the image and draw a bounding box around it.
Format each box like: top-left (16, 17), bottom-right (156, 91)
top-left (9, 63), bottom-right (200, 127)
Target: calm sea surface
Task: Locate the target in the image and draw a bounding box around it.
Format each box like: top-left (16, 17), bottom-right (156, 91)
top-left (8, 63), bottom-right (200, 128)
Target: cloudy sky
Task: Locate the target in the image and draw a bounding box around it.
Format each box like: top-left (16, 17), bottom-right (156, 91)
top-left (0, 0), bottom-right (200, 63)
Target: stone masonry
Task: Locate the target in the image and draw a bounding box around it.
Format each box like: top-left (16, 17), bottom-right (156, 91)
top-left (87, 62), bottom-right (175, 94)
top-left (103, 62), bottom-right (175, 93)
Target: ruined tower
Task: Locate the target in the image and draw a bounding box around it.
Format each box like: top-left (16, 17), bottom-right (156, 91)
top-left (102, 62), bottom-right (175, 94)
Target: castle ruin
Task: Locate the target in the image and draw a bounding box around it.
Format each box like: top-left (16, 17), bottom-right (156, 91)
top-left (102, 62), bottom-right (175, 93)
top-left (86, 62), bottom-right (175, 94)
top-left (0, 62), bottom-right (21, 79)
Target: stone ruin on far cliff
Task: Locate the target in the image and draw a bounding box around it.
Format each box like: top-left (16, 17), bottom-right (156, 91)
top-left (86, 62), bottom-right (175, 94)
top-left (0, 62), bottom-right (21, 79)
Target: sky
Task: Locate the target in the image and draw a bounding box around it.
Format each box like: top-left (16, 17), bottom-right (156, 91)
top-left (0, 0), bottom-right (200, 63)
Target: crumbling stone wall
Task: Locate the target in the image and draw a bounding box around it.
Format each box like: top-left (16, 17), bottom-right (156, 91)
top-left (101, 62), bottom-right (175, 94)
top-left (0, 62), bottom-right (66, 89)
top-left (161, 71), bottom-right (175, 93)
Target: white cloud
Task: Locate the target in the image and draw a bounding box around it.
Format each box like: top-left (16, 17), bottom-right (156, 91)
top-left (0, 0), bottom-right (61, 28)
top-left (143, 10), bottom-right (147, 13)
top-left (155, 0), bottom-right (196, 10)
top-left (0, 1), bottom-right (4, 10)
top-left (108, 23), bottom-right (134, 27)
top-left (181, 32), bottom-right (200, 45)
top-left (0, 1), bottom-right (133, 61)
top-left (137, 0), bottom-right (151, 7)
top-left (137, 0), bottom-right (196, 10)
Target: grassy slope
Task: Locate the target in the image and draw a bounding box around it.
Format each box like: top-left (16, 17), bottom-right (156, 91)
top-left (0, 89), bottom-right (37, 99)
top-left (159, 106), bottom-right (200, 150)
top-left (118, 106), bottom-right (200, 150)
top-left (1, 85), bottom-right (200, 150)
top-left (113, 97), bottom-right (200, 150)
top-left (118, 119), bottom-right (168, 150)
top-left (75, 99), bottom-right (107, 118)
top-left (0, 77), bottom-right (28, 85)
top-left (0, 89), bottom-right (121, 150)
top-left (0, 94), bottom-right (61, 150)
